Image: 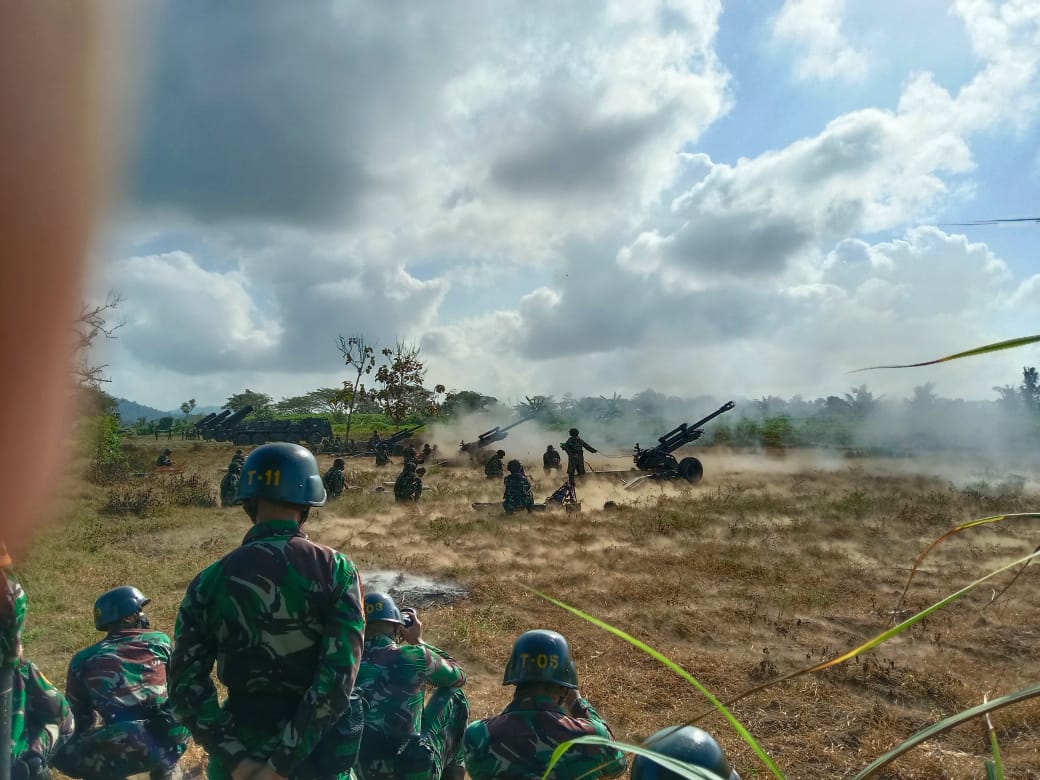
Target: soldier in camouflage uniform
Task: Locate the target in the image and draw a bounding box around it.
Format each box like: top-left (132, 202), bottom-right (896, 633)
top-left (484, 450), bottom-right (505, 480)
top-left (401, 444), bottom-right (417, 465)
top-left (356, 592), bottom-right (468, 780)
top-left (562, 429), bottom-right (597, 477)
top-left (221, 461), bottom-right (242, 507)
top-left (393, 463), bottom-right (423, 504)
top-left (156, 449), bottom-right (173, 468)
top-left (230, 449), bottom-right (246, 469)
top-left (374, 441), bottom-right (391, 467)
top-left (2, 545), bottom-right (75, 779)
top-left (323, 459), bottom-right (346, 499)
top-left (502, 460), bottom-right (534, 514)
top-left (169, 443), bottom-right (366, 780)
top-left (542, 445), bottom-right (561, 475)
top-left (463, 629), bottom-right (627, 780)
top-left (54, 585), bottom-right (188, 780)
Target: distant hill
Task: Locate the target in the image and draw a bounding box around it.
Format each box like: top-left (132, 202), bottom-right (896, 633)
top-left (115, 398), bottom-right (221, 422)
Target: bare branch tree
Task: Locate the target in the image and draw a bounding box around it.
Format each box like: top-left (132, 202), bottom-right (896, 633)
top-left (338, 333), bottom-right (377, 443)
top-left (75, 291), bottom-right (125, 389)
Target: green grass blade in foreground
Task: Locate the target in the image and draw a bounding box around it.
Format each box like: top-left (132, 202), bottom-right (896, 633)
top-left (852, 334), bottom-right (1040, 371)
top-left (985, 701), bottom-right (1005, 780)
top-left (893, 513), bottom-right (1040, 613)
top-left (528, 588), bottom-right (784, 779)
top-left (542, 735), bottom-right (729, 780)
top-left (851, 683), bottom-right (1040, 779)
top-left (690, 550), bottom-right (1040, 720)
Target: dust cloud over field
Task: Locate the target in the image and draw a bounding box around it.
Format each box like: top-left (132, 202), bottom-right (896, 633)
top-left (29, 441), bottom-right (1040, 779)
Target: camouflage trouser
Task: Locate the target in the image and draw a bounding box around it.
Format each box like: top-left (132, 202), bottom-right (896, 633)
top-left (357, 688), bottom-right (469, 780)
top-left (566, 455), bottom-right (585, 477)
top-left (52, 719), bottom-right (189, 779)
top-left (208, 694), bottom-right (364, 780)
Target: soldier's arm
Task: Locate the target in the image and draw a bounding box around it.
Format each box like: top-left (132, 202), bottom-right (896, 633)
top-left (20, 660), bottom-right (72, 759)
top-left (268, 553), bottom-right (365, 777)
top-left (462, 721), bottom-right (500, 780)
top-left (63, 655), bottom-right (96, 735)
top-left (581, 437), bottom-right (597, 453)
top-left (421, 643), bottom-right (466, 689)
top-left (169, 569), bottom-right (250, 769)
top-left (569, 699), bottom-right (628, 779)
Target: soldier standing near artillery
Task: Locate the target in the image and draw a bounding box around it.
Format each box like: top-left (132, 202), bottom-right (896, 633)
top-left (324, 458), bottom-right (347, 498)
top-left (155, 449), bottom-right (173, 468)
top-left (463, 629), bottom-right (627, 780)
top-left (374, 440), bottom-right (391, 467)
top-left (220, 461), bottom-right (241, 508)
top-left (484, 450), bottom-right (505, 479)
top-left (169, 443), bottom-right (366, 780)
top-left (502, 460), bottom-right (534, 514)
top-left (355, 592), bottom-right (469, 780)
top-left (55, 586), bottom-right (188, 780)
top-left (562, 428), bottom-right (597, 477)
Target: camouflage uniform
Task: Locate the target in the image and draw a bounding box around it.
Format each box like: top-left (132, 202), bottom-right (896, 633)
top-left (374, 442), bottom-right (391, 467)
top-left (54, 627), bottom-right (189, 779)
top-left (169, 519), bottom-right (365, 780)
top-left (355, 634), bottom-right (468, 780)
top-left (220, 468), bottom-right (241, 508)
top-left (502, 473), bottom-right (534, 514)
top-left (0, 563), bottom-right (26, 667)
top-left (156, 452), bottom-right (173, 467)
top-left (542, 447), bottom-right (561, 474)
top-left (561, 435), bottom-right (596, 477)
top-left (324, 465), bottom-right (346, 498)
top-left (484, 455), bottom-right (504, 479)
top-left (13, 658), bottom-right (74, 769)
top-left (401, 445), bottom-right (417, 465)
top-left (463, 694), bottom-right (627, 780)
top-left (394, 466), bottom-right (422, 503)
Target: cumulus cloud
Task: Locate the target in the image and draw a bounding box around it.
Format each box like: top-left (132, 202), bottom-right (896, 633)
top-left (771, 0), bottom-right (869, 83)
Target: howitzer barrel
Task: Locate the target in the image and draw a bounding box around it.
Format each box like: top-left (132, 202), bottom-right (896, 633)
top-left (220, 405), bottom-right (254, 430)
top-left (476, 426), bottom-right (502, 442)
top-left (200, 409), bottom-right (232, 430)
top-left (195, 412), bottom-right (218, 429)
top-left (498, 414), bottom-right (536, 434)
top-left (688, 400), bottom-right (735, 431)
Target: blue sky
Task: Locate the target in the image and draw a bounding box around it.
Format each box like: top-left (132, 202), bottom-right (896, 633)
top-left (93, 0), bottom-right (1040, 410)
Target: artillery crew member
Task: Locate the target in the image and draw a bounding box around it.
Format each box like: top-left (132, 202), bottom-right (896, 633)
top-left (562, 429), bottom-right (597, 477)
top-left (169, 443), bottom-right (366, 780)
top-left (418, 443), bottom-right (433, 463)
top-left (374, 439), bottom-right (391, 467)
top-left (324, 458), bottom-right (347, 498)
top-left (401, 443), bottom-right (417, 465)
top-left (219, 461), bottom-right (241, 508)
top-left (229, 449), bottom-right (245, 469)
top-left (394, 462), bottom-right (423, 503)
top-left (630, 725), bottom-right (741, 780)
top-left (355, 592), bottom-right (468, 780)
top-left (155, 449), bottom-right (173, 468)
top-left (463, 629), bottom-right (627, 780)
top-left (484, 450), bottom-right (506, 479)
top-left (503, 460), bottom-right (535, 514)
top-left (55, 586), bottom-right (188, 780)
top-left (543, 444), bottom-right (562, 474)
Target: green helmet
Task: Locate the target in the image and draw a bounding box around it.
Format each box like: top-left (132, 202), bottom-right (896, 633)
top-left (364, 592), bottom-right (404, 625)
top-left (228, 461), bottom-right (241, 473)
top-left (236, 443), bottom-right (326, 506)
top-left (631, 726), bottom-right (740, 780)
top-left (94, 585), bottom-right (150, 630)
top-left (503, 629), bottom-right (578, 688)
top-left (507, 459), bottom-right (522, 474)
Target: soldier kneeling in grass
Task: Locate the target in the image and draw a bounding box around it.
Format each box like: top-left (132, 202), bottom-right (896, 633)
top-left (502, 460), bottom-right (534, 514)
top-left (464, 630), bottom-right (627, 780)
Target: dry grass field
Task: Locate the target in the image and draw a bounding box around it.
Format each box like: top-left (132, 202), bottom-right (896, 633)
top-left (20, 439), bottom-right (1040, 779)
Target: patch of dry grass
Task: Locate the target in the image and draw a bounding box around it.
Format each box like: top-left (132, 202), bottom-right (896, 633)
top-left (19, 441), bottom-right (1040, 778)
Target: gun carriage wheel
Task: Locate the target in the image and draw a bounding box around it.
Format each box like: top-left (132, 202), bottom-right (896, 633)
top-left (677, 457), bottom-right (703, 483)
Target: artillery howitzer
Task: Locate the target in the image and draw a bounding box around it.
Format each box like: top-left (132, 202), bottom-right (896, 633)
top-left (196, 405), bottom-right (334, 446)
top-left (626, 400), bottom-right (735, 489)
top-left (459, 413), bottom-right (536, 457)
top-left (369, 425), bottom-right (425, 456)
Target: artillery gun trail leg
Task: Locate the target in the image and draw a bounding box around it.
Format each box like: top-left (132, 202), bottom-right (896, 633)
top-left (677, 457), bottom-right (703, 483)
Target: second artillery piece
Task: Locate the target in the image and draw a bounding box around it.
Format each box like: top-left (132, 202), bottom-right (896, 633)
top-left (625, 400), bottom-right (735, 489)
top-left (459, 413), bottom-right (536, 457)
